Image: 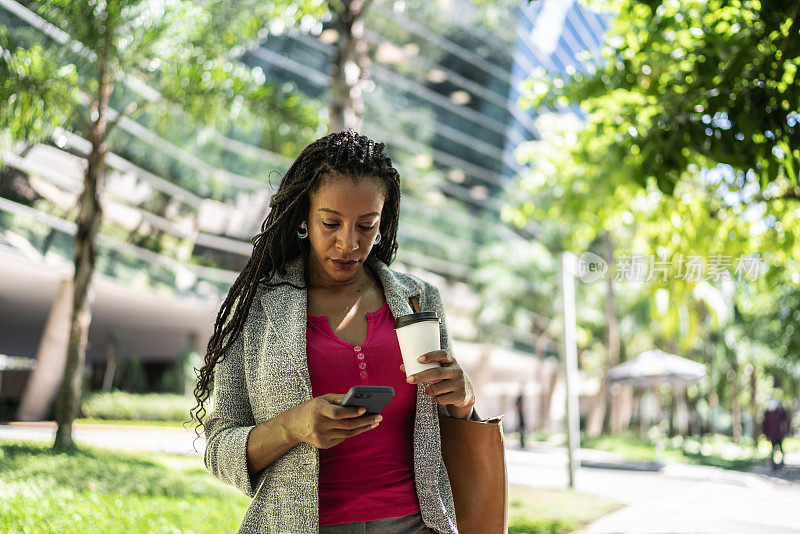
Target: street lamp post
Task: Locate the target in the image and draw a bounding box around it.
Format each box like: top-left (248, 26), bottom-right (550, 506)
top-left (558, 251), bottom-right (580, 488)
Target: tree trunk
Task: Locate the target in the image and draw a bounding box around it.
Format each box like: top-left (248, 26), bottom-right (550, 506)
top-left (102, 334), bottom-right (117, 393)
top-left (668, 388), bottom-right (677, 437)
top-left (586, 231), bottom-right (621, 437)
top-left (634, 391), bottom-right (644, 436)
top-left (531, 315), bottom-right (557, 431)
top-left (675, 386), bottom-right (689, 436)
top-left (53, 23), bottom-right (113, 450)
top-left (730, 366), bottom-right (742, 444)
top-left (749, 365), bottom-right (759, 442)
top-left (610, 385), bottom-right (634, 433)
top-left (537, 361), bottom-right (559, 431)
top-left (709, 390), bottom-right (719, 434)
top-left (329, 0), bottom-right (373, 132)
top-left (687, 388), bottom-right (700, 436)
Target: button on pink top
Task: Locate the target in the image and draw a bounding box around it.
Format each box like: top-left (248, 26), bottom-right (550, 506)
top-left (306, 301), bottom-right (420, 526)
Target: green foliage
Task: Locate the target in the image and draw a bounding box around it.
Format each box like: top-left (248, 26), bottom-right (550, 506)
top-left (155, 348), bottom-right (203, 395)
top-left (0, 440), bottom-right (248, 533)
top-left (0, 28), bottom-right (77, 153)
top-left (2, 0), bottom-right (326, 162)
top-left (80, 392), bottom-right (198, 422)
top-left (526, 0), bottom-right (800, 193)
top-left (1, 0), bottom-right (328, 289)
top-left (507, 0), bottom-right (800, 420)
top-left (737, 271), bottom-right (800, 399)
top-left (113, 356), bottom-right (147, 393)
top-left (469, 239), bottom-right (558, 345)
top-left (506, 111), bottom-right (754, 359)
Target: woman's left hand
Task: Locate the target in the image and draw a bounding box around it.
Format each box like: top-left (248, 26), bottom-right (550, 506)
top-left (401, 350), bottom-right (475, 419)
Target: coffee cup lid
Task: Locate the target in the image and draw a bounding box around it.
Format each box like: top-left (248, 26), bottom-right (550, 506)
top-left (394, 311), bottom-right (439, 330)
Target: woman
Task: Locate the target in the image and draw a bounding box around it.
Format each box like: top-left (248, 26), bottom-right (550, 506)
top-left (191, 129), bottom-right (479, 534)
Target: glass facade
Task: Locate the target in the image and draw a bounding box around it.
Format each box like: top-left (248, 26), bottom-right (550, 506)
top-left (242, 0), bottom-right (608, 282)
top-left (0, 0), bottom-right (608, 299)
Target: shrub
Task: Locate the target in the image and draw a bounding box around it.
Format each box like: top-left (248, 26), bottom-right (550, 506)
top-left (114, 356), bottom-right (147, 393)
top-left (80, 391), bottom-right (203, 423)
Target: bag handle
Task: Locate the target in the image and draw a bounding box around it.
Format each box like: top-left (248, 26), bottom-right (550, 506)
top-left (408, 294), bottom-right (421, 313)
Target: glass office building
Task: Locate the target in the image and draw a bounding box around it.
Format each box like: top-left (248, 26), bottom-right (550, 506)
top-left (0, 0), bottom-right (608, 402)
top-left (239, 0), bottom-right (608, 277)
top-left (1, 0), bottom-right (608, 287)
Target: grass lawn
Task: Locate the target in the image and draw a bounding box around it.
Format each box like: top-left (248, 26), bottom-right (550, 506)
top-left (0, 438), bottom-right (620, 534)
top-left (0, 439), bottom-right (250, 533)
top-left (508, 486), bottom-right (622, 534)
top-left (579, 432), bottom-right (800, 471)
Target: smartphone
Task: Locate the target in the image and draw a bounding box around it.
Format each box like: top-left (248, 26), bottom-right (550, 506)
top-left (340, 385), bottom-right (395, 415)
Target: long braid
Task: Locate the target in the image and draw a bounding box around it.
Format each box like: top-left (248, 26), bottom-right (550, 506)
top-left (188, 129), bottom-right (401, 443)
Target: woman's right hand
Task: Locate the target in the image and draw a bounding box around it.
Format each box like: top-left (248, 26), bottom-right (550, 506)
top-left (285, 393), bottom-right (382, 449)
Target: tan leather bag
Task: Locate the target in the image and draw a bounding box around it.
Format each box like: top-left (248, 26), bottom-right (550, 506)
top-left (439, 413), bottom-right (507, 534)
top-left (409, 296), bottom-right (508, 534)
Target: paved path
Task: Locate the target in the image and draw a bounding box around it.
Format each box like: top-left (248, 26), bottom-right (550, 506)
top-left (504, 439), bottom-right (800, 534)
top-left (0, 421), bottom-right (206, 456)
top-left (3, 422), bottom-right (800, 533)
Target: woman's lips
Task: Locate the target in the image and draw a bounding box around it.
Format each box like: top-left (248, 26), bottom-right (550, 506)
top-left (332, 259), bottom-right (357, 270)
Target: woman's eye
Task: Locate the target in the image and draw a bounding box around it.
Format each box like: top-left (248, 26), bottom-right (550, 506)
top-left (322, 222), bottom-right (376, 231)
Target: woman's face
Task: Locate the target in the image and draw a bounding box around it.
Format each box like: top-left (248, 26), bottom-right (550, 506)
top-left (306, 174), bottom-right (385, 285)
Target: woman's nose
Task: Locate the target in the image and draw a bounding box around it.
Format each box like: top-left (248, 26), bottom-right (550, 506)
top-left (336, 228), bottom-right (359, 252)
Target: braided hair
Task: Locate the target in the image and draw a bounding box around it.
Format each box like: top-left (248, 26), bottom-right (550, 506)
top-left (188, 129), bottom-right (401, 440)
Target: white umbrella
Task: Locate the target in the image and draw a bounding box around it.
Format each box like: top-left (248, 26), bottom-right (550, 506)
top-left (607, 349), bottom-right (706, 388)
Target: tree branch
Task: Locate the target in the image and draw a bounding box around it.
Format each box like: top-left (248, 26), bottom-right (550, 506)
top-left (752, 188), bottom-right (800, 203)
top-left (771, 3), bottom-right (800, 84)
top-left (106, 99), bottom-right (141, 134)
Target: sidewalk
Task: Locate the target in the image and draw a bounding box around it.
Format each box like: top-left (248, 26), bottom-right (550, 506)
top-left (504, 437), bottom-right (800, 534)
top-left (0, 420), bottom-right (206, 456)
top-left (745, 450), bottom-right (800, 484)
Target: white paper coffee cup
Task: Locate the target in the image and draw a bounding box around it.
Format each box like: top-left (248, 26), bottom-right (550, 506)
top-left (394, 311), bottom-right (442, 377)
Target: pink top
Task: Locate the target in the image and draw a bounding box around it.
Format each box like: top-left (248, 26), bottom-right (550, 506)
top-left (306, 301), bottom-right (420, 526)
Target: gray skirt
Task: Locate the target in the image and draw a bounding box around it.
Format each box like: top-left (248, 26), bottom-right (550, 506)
top-left (319, 512), bottom-right (435, 533)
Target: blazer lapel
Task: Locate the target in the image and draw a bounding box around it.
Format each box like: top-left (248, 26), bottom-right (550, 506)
top-left (258, 254), bottom-right (312, 401)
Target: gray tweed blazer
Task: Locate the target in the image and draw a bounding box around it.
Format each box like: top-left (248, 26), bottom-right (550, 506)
top-left (203, 253), bottom-right (481, 533)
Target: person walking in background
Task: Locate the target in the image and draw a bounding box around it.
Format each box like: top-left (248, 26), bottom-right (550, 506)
top-left (515, 386), bottom-right (527, 449)
top-left (762, 398), bottom-right (791, 470)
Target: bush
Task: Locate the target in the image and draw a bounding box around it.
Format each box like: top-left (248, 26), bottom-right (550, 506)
top-left (80, 391), bottom-right (203, 423)
top-left (114, 356), bottom-right (147, 393)
top-left (154, 348), bottom-right (203, 395)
